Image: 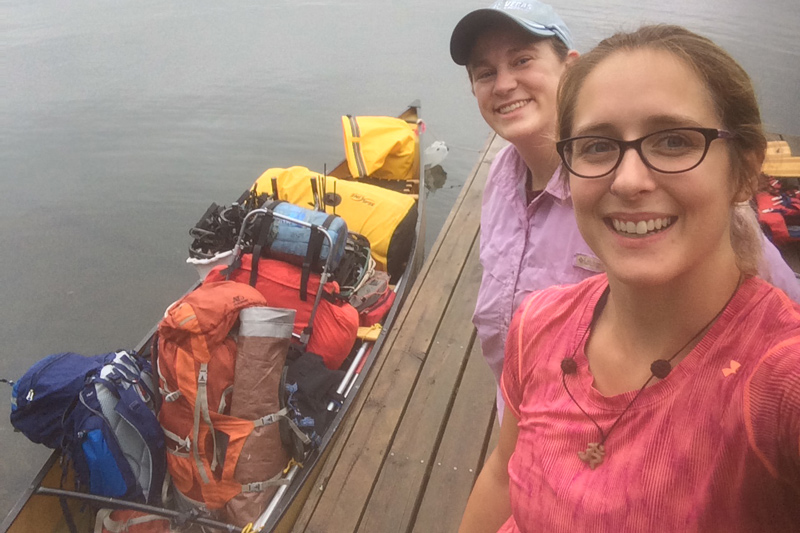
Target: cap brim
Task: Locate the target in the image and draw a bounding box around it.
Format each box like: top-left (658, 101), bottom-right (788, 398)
top-left (450, 9), bottom-right (562, 66)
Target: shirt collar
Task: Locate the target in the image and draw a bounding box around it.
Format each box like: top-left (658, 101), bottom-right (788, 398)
top-left (543, 164), bottom-right (571, 202)
top-left (506, 145), bottom-right (572, 203)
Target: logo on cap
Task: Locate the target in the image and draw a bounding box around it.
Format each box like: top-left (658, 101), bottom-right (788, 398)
top-left (494, 1), bottom-right (538, 10)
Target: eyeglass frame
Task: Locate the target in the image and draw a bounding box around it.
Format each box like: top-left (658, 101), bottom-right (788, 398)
top-left (555, 127), bottom-right (734, 179)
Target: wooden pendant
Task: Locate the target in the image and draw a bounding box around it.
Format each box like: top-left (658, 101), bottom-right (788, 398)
top-left (578, 442), bottom-right (605, 469)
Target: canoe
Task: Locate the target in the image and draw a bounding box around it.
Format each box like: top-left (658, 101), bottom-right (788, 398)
top-left (2, 102), bottom-right (426, 533)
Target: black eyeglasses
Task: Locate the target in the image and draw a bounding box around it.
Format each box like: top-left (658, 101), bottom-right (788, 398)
top-left (555, 127), bottom-right (734, 179)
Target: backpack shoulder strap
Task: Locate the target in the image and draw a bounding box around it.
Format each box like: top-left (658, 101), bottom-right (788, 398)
top-left (300, 214), bottom-right (337, 303)
top-left (250, 200), bottom-right (284, 286)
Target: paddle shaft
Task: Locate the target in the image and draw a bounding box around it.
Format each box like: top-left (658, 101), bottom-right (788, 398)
top-left (36, 487), bottom-right (243, 532)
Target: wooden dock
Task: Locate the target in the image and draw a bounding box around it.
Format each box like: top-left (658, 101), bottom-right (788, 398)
top-left (285, 131), bottom-right (800, 533)
top-left (281, 131), bottom-right (506, 533)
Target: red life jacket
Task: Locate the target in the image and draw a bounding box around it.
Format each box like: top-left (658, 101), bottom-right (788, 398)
top-left (205, 255), bottom-right (359, 370)
top-left (756, 179), bottom-right (800, 245)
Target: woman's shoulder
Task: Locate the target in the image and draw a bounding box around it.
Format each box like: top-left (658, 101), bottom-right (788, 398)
top-left (487, 145), bottom-right (525, 184)
top-left (734, 281), bottom-right (800, 479)
top-left (738, 277), bottom-right (800, 340)
top-left (725, 278), bottom-right (800, 385)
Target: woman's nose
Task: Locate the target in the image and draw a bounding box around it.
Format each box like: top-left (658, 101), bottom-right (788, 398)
top-left (493, 68), bottom-right (517, 94)
top-left (609, 147), bottom-right (657, 197)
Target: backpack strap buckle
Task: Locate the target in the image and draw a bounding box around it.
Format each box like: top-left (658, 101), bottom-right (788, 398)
top-left (241, 472), bottom-right (289, 493)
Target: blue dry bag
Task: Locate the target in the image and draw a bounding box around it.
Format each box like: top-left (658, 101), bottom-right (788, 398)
top-left (256, 201), bottom-right (348, 272)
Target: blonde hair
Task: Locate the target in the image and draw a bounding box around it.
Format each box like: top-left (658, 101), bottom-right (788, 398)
top-left (557, 25), bottom-right (765, 275)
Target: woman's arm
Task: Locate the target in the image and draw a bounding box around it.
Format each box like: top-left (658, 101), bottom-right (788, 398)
top-left (459, 409), bottom-right (520, 533)
top-left (759, 234), bottom-right (800, 303)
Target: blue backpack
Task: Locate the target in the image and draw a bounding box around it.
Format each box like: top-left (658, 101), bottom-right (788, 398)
top-left (11, 350), bottom-right (166, 504)
top-left (11, 351), bottom-right (115, 448)
top-left (70, 351), bottom-right (166, 504)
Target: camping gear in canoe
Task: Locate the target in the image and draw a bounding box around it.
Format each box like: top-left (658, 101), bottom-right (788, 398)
top-left (3, 103), bottom-right (425, 533)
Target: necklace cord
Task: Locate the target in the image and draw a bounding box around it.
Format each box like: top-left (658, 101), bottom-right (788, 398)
top-left (562, 275), bottom-right (744, 447)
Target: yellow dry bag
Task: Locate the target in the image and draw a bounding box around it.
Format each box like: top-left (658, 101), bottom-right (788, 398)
top-left (341, 115), bottom-right (418, 182)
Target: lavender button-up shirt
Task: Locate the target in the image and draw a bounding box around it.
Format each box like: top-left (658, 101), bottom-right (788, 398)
top-left (473, 144), bottom-right (800, 416)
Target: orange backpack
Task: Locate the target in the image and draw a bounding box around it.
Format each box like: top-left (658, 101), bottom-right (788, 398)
top-left (156, 281), bottom-right (291, 513)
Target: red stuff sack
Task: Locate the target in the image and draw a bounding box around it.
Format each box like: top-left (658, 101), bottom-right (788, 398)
top-left (359, 290), bottom-right (396, 327)
top-left (349, 271), bottom-right (396, 327)
top-left (205, 255), bottom-right (358, 369)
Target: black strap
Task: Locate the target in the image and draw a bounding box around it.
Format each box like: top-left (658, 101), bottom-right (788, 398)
top-left (249, 200), bottom-right (284, 286)
top-left (318, 215), bottom-right (337, 273)
top-left (250, 212), bottom-right (273, 287)
top-left (300, 225), bottom-right (321, 302)
top-left (271, 177), bottom-right (279, 200)
top-left (300, 215), bottom-right (335, 300)
top-left (59, 496), bottom-right (78, 533)
top-left (221, 254), bottom-right (241, 280)
top-left (149, 333), bottom-right (161, 414)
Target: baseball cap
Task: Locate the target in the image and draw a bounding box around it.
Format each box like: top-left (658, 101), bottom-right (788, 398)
top-left (450, 0), bottom-right (575, 65)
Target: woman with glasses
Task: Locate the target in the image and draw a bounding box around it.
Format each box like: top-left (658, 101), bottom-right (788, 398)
top-left (450, 2), bottom-right (800, 427)
top-left (459, 25), bottom-right (800, 533)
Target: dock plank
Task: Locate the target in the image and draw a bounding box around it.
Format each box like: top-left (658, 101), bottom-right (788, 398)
top-left (412, 333), bottom-right (497, 533)
top-left (358, 238), bottom-right (483, 532)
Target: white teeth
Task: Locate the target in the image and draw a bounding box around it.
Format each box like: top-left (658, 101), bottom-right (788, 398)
top-left (498, 100), bottom-right (529, 114)
top-left (611, 217), bottom-right (673, 235)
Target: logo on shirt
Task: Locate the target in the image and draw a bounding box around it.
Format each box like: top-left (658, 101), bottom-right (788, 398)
top-left (722, 360), bottom-right (741, 377)
top-left (573, 254), bottom-right (605, 273)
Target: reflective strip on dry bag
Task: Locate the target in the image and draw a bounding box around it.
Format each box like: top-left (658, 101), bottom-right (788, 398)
top-left (341, 115), bottom-right (418, 181)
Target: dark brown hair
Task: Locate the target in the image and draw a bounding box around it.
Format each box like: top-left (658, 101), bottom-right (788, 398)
top-left (556, 25), bottom-right (767, 274)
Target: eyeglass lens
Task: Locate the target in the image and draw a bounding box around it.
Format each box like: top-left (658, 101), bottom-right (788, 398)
top-left (564, 129), bottom-right (713, 178)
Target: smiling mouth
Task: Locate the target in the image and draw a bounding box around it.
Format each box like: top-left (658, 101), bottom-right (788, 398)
top-left (610, 217), bottom-right (674, 236)
top-left (497, 100), bottom-right (531, 114)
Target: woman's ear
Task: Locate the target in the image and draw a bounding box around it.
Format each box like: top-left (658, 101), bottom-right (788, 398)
top-left (732, 150), bottom-right (763, 203)
top-left (565, 49), bottom-right (580, 67)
